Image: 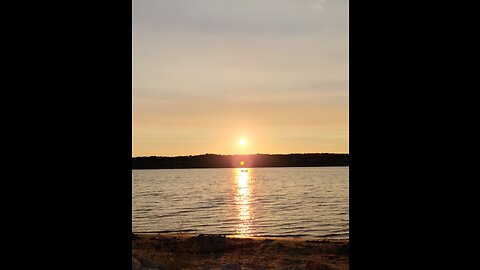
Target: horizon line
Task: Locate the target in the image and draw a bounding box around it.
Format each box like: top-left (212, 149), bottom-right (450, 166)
top-left (132, 152), bottom-right (349, 158)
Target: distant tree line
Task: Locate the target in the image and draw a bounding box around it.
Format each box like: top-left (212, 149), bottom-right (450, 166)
top-left (132, 153), bottom-right (348, 169)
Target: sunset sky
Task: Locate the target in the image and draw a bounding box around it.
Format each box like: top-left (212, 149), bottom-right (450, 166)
top-left (132, 0), bottom-right (348, 157)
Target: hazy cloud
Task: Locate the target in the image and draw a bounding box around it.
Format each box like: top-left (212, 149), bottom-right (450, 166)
top-left (132, 0), bottom-right (348, 156)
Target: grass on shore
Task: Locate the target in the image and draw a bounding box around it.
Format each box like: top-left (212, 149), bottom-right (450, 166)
top-left (132, 233), bottom-right (349, 270)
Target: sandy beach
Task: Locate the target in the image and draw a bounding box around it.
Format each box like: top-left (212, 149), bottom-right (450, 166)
top-left (132, 233), bottom-right (349, 270)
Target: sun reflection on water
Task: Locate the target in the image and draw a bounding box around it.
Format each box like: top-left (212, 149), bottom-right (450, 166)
top-left (233, 168), bottom-right (254, 237)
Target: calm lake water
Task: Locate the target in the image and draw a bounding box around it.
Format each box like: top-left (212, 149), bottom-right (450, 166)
top-left (132, 167), bottom-right (348, 239)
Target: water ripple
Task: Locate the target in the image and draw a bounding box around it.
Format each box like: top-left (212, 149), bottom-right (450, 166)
top-left (133, 167), bottom-right (349, 239)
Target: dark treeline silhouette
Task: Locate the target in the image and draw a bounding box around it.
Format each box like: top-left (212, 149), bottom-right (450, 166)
top-left (132, 153), bottom-right (348, 169)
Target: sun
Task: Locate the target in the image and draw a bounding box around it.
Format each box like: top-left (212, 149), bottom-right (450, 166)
top-left (239, 139), bottom-right (247, 146)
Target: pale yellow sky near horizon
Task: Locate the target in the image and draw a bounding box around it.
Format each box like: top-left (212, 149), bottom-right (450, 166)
top-left (132, 0), bottom-right (348, 157)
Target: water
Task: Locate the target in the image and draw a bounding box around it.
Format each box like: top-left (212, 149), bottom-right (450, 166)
top-left (132, 167), bottom-right (348, 239)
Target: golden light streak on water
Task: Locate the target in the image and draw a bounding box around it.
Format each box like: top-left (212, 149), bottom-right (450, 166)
top-left (233, 168), bottom-right (254, 236)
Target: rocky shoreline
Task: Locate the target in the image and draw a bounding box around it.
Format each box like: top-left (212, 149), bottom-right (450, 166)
top-left (132, 233), bottom-right (349, 270)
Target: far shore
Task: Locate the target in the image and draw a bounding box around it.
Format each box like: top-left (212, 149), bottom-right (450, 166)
top-left (133, 232), bottom-right (349, 270)
top-left (132, 153), bottom-right (349, 170)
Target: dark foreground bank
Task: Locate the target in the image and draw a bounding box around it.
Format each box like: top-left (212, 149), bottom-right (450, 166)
top-left (132, 233), bottom-right (349, 270)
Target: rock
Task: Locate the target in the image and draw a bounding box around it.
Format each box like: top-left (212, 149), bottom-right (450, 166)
top-left (132, 257), bottom-right (142, 270)
top-left (137, 257), bottom-right (155, 268)
top-left (132, 256), bottom-right (166, 270)
top-left (281, 266), bottom-right (304, 270)
top-left (305, 260), bottom-right (330, 270)
top-left (221, 263), bottom-right (241, 270)
top-left (335, 243), bottom-right (349, 255)
top-left (187, 234), bottom-right (232, 253)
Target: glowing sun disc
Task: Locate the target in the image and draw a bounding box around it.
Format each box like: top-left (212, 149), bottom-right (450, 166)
top-left (239, 139), bottom-right (247, 145)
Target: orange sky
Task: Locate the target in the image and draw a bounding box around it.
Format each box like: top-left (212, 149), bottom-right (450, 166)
top-left (132, 0), bottom-right (348, 156)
